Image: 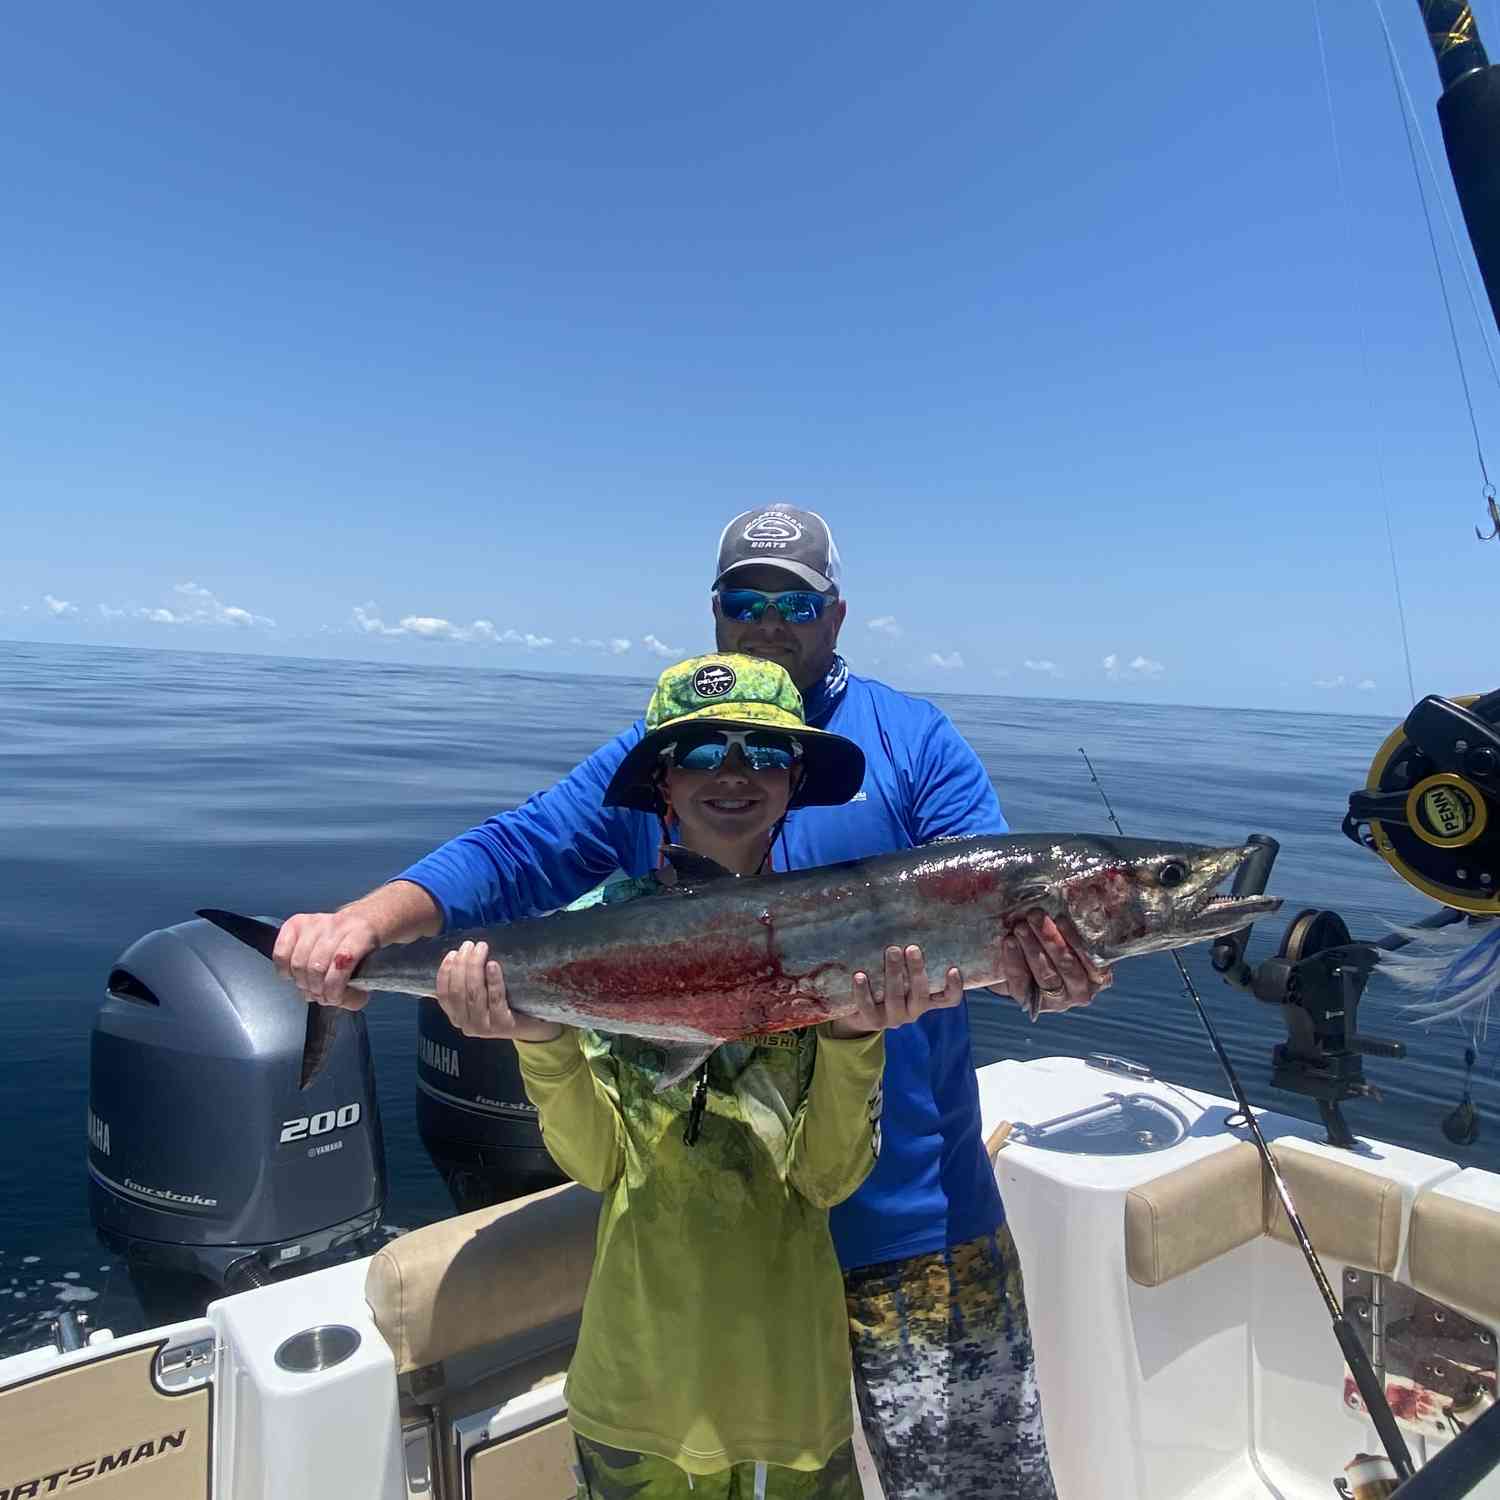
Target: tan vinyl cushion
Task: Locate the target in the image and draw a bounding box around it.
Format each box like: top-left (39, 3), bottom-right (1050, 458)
top-left (1125, 1142), bottom-right (1264, 1287)
top-left (366, 1182), bottom-right (600, 1373)
top-left (1263, 1145), bottom-right (1402, 1275)
top-left (1408, 1190), bottom-right (1500, 1327)
top-left (1126, 1142), bottom-right (1403, 1287)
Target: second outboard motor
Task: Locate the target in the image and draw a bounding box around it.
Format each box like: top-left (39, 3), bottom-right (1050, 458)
top-left (416, 999), bottom-right (564, 1212)
top-left (89, 916), bottom-right (385, 1312)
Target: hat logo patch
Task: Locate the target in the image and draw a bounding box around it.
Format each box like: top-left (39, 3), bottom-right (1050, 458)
top-left (692, 664), bottom-right (737, 699)
top-left (743, 512), bottom-right (802, 544)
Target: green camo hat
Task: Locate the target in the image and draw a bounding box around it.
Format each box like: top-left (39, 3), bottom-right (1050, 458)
top-left (604, 653), bottom-right (866, 815)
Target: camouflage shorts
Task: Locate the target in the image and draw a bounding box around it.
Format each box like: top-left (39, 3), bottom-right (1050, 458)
top-left (573, 1433), bottom-right (861, 1499)
top-left (844, 1222), bottom-right (1057, 1500)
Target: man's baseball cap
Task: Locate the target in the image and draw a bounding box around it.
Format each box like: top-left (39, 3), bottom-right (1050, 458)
top-left (712, 504), bottom-right (843, 595)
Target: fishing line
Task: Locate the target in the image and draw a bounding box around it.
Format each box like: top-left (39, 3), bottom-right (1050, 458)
top-left (1078, 747), bottom-right (1417, 1481)
top-left (1311, 0), bottom-right (1419, 702)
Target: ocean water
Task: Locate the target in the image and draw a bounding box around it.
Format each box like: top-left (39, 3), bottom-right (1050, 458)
top-left (1, 639), bottom-right (1495, 1357)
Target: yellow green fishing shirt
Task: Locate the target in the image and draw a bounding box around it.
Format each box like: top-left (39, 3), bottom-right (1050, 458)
top-left (515, 877), bottom-right (885, 1476)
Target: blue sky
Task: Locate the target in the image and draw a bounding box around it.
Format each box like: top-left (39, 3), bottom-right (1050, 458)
top-left (4, 1), bottom-right (1499, 713)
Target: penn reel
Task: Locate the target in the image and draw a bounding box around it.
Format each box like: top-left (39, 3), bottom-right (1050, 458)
top-left (1344, 691), bottom-right (1500, 916)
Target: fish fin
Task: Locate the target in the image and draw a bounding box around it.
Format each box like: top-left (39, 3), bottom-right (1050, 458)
top-left (654, 1043), bottom-right (718, 1092)
top-left (198, 908), bottom-right (281, 962)
top-left (299, 1006), bottom-right (340, 1090)
top-left (661, 846), bottom-right (738, 884)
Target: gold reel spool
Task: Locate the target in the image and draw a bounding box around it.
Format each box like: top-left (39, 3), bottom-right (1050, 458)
top-left (1345, 692), bottom-right (1500, 915)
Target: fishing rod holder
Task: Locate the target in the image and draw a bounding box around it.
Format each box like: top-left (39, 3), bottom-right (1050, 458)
top-left (1210, 838), bottom-right (1407, 1147)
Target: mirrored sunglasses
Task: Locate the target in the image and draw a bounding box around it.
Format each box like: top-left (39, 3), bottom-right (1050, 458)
top-left (662, 729), bottom-right (804, 773)
top-left (714, 588), bottom-right (833, 625)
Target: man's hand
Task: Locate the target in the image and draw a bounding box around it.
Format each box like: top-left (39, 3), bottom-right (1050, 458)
top-left (827, 944), bottom-right (965, 1039)
top-left (436, 940), bottom-right (563, 1043)
top-left (998, 910), bottom-right (1112, 1018)
top-left (273, 881), bottom-right (442, 1011)
top-left (273, 911), bottom-right (381, 1011)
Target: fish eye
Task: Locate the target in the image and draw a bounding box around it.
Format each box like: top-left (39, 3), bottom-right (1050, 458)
top-left (1158, 861), bottom-right (1187, 888)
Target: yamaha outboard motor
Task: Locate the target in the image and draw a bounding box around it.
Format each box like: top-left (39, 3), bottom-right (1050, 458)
top-left (89, 916), bottom-right (385, 1311)
top-left (416, 1000), bottom-right (564, 1212)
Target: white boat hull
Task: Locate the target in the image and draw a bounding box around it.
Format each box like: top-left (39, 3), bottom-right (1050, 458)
top-left (3, 1056), bottom-right (1496, 1500)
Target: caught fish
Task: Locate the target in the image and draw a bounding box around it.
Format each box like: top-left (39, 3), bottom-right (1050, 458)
top-left (201, 832), bottom-right (1281, 1089)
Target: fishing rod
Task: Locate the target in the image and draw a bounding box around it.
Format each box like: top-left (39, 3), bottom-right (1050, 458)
top-left (1078, 748), bottom-right (1417, 1482)
top-left (1415, 1), bottom-right (1500, 337)
top-left (1408, 0), bottom-right (1500, 540)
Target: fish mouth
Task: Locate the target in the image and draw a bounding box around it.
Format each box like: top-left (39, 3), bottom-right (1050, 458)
top-left (1175, 846), bottom-right (1282, 937)
top-left (1180, 890), bottom-right (1282, 934)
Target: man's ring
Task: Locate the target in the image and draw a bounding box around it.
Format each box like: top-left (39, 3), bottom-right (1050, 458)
top-left (1038, 984), bottom-right (1066, 1000)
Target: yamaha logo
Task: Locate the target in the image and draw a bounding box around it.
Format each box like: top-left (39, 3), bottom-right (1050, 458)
top-left (692, 663), bottom-right (736, 699)
top-left (742, 511), bottom-right (802, 544)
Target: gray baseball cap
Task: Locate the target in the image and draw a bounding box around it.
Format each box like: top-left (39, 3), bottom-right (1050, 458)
top-left (712, 504), bottom-right (843, 594)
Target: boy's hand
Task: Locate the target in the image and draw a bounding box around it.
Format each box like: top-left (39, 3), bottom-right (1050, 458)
top-left (435, 940), bottom-right (563, 1043)
top-left (827, 944), bottom-right (964, 1039)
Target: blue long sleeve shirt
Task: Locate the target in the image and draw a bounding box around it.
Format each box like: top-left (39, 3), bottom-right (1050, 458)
top-left (397, 662), bottom-right (1007, 1269)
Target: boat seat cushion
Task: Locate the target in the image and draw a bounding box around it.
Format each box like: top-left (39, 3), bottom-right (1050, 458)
top-left (1407, 1185), bottom-right (1500, 1328)
top-left (1125, 1141), bottom-right (1264, 1287)
top-left (366, 1182), bottom-right (600, 1373)
top-left (1261, 1144), bottom-right (1402, 1274)
top-left (1126, 1142), bottom-right (1402, 1287)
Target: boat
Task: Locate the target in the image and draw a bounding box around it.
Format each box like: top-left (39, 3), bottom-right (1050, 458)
top-left (4, 4), bottom-right (1500, 1498)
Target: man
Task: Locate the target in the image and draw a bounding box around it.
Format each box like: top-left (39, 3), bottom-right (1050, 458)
top-left (276, 504), bottom-right (1108, 1499)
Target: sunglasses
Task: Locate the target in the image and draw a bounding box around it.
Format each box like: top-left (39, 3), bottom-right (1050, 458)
top-left (663, 729), bottom-right (804, 773)
top-left (714, 588), bottom-right (834, 625)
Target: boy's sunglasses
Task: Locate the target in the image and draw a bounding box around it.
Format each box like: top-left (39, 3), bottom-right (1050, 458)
top-left (714, 588), bottom-right (833, 625)
top-left (662, 729), bottom-right (804, 773)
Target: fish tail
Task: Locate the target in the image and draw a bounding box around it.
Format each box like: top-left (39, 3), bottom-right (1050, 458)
top-left (197, 908), bottom-right (281, 962)
top-left (300, 1006), bottom-right (340, 1090)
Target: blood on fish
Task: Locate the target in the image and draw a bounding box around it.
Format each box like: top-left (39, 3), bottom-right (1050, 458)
top-left (917, 866), bottom-right (999, 906)
top-left (539, 934), bottom-right (842, 1037)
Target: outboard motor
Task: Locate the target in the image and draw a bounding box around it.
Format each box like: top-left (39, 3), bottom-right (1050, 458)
top-left (416, 1000), bottom-right (564, 1212)
top-left (89, 916), bottom-right (385, 1308)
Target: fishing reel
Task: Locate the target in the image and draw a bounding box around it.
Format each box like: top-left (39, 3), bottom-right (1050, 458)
top-left (1245, 909), bottom-right (1406, 1149)
top-left (1211, 839), bottom-right (1406, 1147)
top-left (1344, 691), bottom-right (1500, 915)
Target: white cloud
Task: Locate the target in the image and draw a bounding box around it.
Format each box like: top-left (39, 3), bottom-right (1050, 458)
top-left (1104, 651), bottom-right (1164, 680)
top-left (353, 604), bottom-right (404, 636)
top-left (352, 605), bottom-right (551, 648)
top-left (642, 633), bottom-right (676, 658)
top-left (500, 628), bottom-right (553, 649)
top-left (98, 605), bottom-right (127, 620)
top-left (43, 595), bottom-right (78, 618)
top-left (174, 582), bottom-right (275, 629)
top-left (1314, 674), bottom-right (1347, 690)
top-left (401, 615), bottom-right (460, 639)
top-left (572, 636), bottom-right (635, 656)
top-left (1358, 679), bottom-right (1377, 692)
top-left (143, 608), bottom-right (183, 625)
top-left (929, 651), bottom-right (965, 670)
top-left (867, 615), bottom-right (902, 638)
top-left (1024, 659), bottom-right (1060, 676)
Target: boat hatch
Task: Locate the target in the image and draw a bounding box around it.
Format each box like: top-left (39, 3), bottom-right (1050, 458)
top-left (1014, 1090), bottom-right (1189, 1155)
top-left (0, 1318), bottom-right (216, 1500)
top-left (1341, 1270), bottom-right (1498, 1440)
